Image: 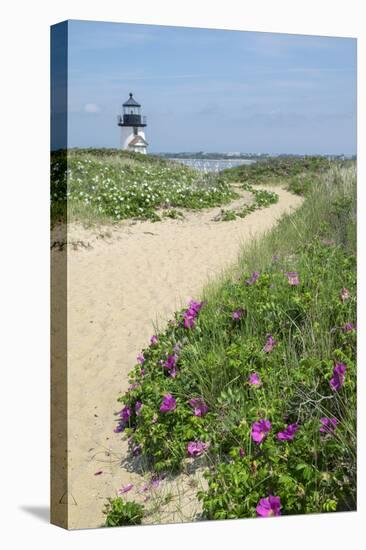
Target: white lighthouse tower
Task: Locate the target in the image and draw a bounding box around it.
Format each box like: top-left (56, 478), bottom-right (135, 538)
top-left (117, 93), bottom-right (148, 154)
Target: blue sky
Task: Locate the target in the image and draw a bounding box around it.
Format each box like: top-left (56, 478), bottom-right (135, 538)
top-left (66, 20), bottom-right (356, 154)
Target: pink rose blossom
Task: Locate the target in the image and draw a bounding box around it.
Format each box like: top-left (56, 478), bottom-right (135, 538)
top-left (251, 419), bottom-right (271, 445)
top-left (319, 417), bottom-right (338, 434)
top-left (135, 401), bottom-right (143, 416)
top-left (256, 495), bottom-right (281, 517)
top-left (187, 441), bottom-right (209, 457)
top-left (263, 335), bottom-right (276, 353)
top-left (249, 372), bottom-right (261, 386)
top-left (342, 322), bottom-right (354, 332)
top-left (277, 423), bottom-right (299, 441)
top-left (159, 393), bottom-right (177, 413)
top-left (188, 397), bottom-right (209, 417)
top-left (118, 483), bottom-right (133, 494)
top-left (285, 271), bottom-right (300, 285)
top-left (245, 271), bottom-right (260, 285)
top-left (329, 362), bottom-right (346, 392)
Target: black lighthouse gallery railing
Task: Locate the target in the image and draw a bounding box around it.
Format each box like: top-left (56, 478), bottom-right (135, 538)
top-left (117, 114), bottom-right (147, 127)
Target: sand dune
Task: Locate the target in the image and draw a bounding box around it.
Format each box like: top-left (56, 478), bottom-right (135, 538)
top-left (51, 186), bottom-right (303, 529)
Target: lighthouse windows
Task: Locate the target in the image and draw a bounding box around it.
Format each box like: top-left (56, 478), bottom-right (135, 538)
top-left (133, 127), bottom-right (138, 136)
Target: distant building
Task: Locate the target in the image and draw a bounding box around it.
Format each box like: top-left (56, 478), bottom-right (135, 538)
top-left (117, 93), bottom-right (148, 154)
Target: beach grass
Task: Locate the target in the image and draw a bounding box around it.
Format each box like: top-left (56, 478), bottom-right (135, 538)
top-left (110, 160), bottom-right (356, 522)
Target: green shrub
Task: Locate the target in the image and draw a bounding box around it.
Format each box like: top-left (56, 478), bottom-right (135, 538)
top-left (51, 148), bottom-right (236, 225)
top-left (111, 163), bottom-right (356, 519)
top-left (221, 156), bottom-right (332, 184)
top-left (162, 209), bottom-right (185, 220)
top-left (219, 210), bottom-right (237, 221)
top-left (103, 498), bottom-right (144, 527)
top-left (214, 184), bottom-right (278, 221)
top-left (286, 174), bottom-right (318, 196)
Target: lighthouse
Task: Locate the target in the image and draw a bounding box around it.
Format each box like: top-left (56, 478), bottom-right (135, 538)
top-left (117, 93), bottom-right (148, 154)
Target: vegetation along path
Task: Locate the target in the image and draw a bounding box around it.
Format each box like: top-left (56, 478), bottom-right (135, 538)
top-left (58, 185), bottom-right (303, 528)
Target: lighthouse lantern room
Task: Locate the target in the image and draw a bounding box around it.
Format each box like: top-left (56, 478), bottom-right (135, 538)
top-left (117, 93), bottom-right (148, 154)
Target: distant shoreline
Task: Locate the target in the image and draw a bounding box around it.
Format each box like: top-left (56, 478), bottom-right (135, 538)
top-left (168, 157), bottom-right (256, 163)
top-left (157, 152), bottom-right (356, 161)
top-left (168, 157), bottom-right (256, 173)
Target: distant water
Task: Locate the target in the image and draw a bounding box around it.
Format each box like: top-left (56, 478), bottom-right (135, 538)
top-left (168, 158), bottom-right (257, 173)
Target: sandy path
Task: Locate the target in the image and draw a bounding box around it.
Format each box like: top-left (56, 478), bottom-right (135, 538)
top-left (52, 186), bottom-right (303, 529)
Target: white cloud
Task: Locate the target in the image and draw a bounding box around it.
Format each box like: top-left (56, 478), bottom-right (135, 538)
top-left (84, 103), bottom-right (100, 113)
